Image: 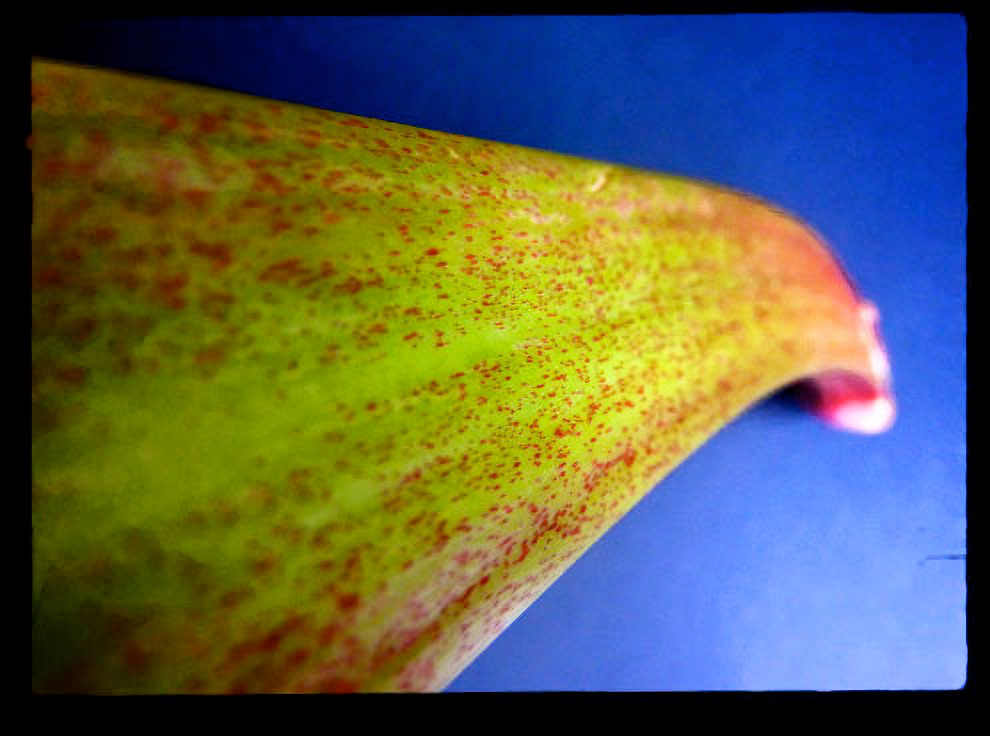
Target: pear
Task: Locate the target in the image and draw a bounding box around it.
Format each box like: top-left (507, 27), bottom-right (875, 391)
top-left (31, 58), bottom-right (893, 693)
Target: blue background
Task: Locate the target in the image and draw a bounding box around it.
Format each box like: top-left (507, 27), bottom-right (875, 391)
top-left (32, 15), bottom-right (968, 691)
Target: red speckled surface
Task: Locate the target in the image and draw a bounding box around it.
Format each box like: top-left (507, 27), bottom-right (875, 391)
top-left (33, 59), bottom-right (892, 692)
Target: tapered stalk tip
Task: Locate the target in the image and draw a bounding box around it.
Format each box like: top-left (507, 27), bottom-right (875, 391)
top-left (800, 301), bottom-right (895, 435)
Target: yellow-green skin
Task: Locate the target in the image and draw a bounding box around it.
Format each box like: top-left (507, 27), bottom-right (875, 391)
top-left (31, 59), bottom-right (886, 692)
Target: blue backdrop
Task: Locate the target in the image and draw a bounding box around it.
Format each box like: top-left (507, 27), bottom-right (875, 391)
top-left (32, 14), bottom-right (968, 691)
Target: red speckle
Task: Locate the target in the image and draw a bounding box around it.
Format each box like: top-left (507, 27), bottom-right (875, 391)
top-left (40, 154), bottom-right (68, 181)
top-left (221, 589), bottom-right (251, 609)
top-left (259, 258), bottom-right (307, 284)
top-left (337, 593), bottom-right (361, 612)
top-left (316, 677), bottom-right (359, 694)
top-left (194, 342), bottom-right (227, 367)
top-left (403, 331), bottom-right (420, 341)
top-left (65, 317), bottom-right (98, 344)
top-left (251, 554), bottom-right (279, 575)
top-left (197, 113), bottom-right (223, 134)
top-left (252, 171), bottom-right (296, 196)
top-left (61, 245), bottom-right (84, 262)
top-left (298, 261), bottom-right (338, 287)
top-left (286, 648), bottom-right (310, 668)
top-left (259, 631), bottom-right (284, 652)
top-left (88, 226), bottom-right (118, 245)
top-left (152, 273), bottom-right (189, 310)
top-left (368, 323), bottom-right (388, 333)
top-left (182, 189), bottom-right (212, 209)
top-left (56, 363), bottom-right (86, 387)
top-left (200, 290), bottom-right (235, 322)
top-left (321, 171), bottom-right (345, 189)
top-left (36, 266), bottom-right (66, 288)
top-left (339, 118), bottom-right (370, 128)
top-left (334, 276), bottom-right (365, 294)
top-left (424, 247), bottom-right (440, 256)
top-left (515, 541), bottom-right (530, 564)
top-left (271, 220), bottom-right (293, 235)
top-left (189, 240), bottom-right (233, 272)
top-left (122, 643), bottom-right (151, 674)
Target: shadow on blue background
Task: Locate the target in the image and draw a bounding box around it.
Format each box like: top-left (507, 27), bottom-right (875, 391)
top-left (32, 15), bottom-right (967, 690)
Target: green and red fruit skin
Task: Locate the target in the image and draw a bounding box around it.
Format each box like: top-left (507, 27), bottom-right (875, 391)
top-left (31, 59), bottom-right (893, 693)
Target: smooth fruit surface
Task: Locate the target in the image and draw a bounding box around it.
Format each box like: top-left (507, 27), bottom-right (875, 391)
top-left (31, 59), bottom-right (892, 692)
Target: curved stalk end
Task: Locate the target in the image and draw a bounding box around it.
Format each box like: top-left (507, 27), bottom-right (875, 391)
top-left (797, 300), bottom-right (895, 435)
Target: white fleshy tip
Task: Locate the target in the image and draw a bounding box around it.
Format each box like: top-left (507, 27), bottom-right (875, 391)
top-left (821, 393), bottom-right (896, 435)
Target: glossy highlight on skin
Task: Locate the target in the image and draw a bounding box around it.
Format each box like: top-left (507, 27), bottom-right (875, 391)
top-left (31, 59), bottom-right (893, 693)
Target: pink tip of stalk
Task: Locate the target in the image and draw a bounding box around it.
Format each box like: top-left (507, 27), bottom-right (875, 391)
top-left (810, 374), bottom-right (896, 434)
top-left (800, 300), bottom-right (896, 435)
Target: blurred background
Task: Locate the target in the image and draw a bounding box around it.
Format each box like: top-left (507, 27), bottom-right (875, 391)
top-left (31, 15), bottom-right (967, 691)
